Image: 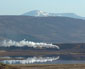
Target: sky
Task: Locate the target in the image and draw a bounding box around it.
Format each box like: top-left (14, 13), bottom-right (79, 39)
top-left (0, 0), bottom-right (85, 16)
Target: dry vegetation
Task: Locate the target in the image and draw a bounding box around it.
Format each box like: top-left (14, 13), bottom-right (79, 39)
top-left (0, 63), bottom-right (85, 69)
top-left (0, 63), bottom-right (19, 69)
top-left (0, 50), bottom-right (85, 57)
top-left (12, 64), bottom-right (85, 69)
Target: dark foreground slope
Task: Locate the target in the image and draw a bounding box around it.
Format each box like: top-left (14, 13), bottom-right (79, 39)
top-left (0, 16), bottom-right (85, 43)
top-left (0, 63), bottom-right (19, 69)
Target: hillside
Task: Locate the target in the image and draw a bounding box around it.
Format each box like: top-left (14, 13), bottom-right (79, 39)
top-left (0, 16), bottom-right (85, 43)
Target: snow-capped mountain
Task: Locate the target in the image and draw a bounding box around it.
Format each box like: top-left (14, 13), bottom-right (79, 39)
top-left (23, 10), bottom-right (84, 19)
top-left (23, 10), bottom-right (49, 17)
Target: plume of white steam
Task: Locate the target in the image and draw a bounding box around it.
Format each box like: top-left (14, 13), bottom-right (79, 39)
top-left (1, 56), bottom-right (59, 64)
top-left (1, 39), bottom-right (59, 49)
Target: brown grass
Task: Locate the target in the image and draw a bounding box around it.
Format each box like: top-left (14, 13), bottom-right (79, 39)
top-left (0, 63), bottom-right (19, 69)
top-left (0, 50), bottom-right (85, 56)
top-left (12, 64), bottom-right (85, 69)
top-left (0, 63), bottom-right (85, 69)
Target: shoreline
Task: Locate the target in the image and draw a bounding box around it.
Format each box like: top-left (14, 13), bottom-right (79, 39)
top-left (0, 50), bottom-right (85, 56)
top-left (1, 64), bottom-right (85, 69)
top-left (11, 64), bottom-right (85, 69)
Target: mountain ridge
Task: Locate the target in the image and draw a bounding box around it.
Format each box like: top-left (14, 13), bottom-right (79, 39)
top-left (23, 10), bottom-right (85, 19)
top-left (0, 16), bottom-right (85, 43)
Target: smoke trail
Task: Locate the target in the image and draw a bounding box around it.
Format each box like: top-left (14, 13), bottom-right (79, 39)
top-left (0, 39), bottom-right (59, 49)
top-left (1, 56), bottom-right (60, 64)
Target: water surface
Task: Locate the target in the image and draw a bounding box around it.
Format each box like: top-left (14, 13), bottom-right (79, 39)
top-left (0, 55), bottom-right (85, 64)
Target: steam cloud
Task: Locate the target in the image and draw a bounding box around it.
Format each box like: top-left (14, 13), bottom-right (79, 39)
top-left (1, 56), bottom-right (60, 64)
top-left (0, 39), bottom-right (59, 49)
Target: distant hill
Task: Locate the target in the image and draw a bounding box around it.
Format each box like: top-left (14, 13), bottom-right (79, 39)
top-left (0, 16), bottom-right (85, 43)
top-left (23, 10), bottom-right (85, 19)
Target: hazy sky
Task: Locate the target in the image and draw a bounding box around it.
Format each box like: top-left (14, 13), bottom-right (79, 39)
top-left (0, 0), bottom-right (85, 16)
